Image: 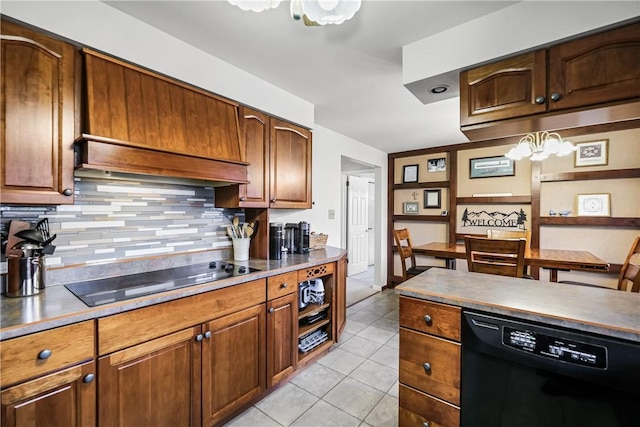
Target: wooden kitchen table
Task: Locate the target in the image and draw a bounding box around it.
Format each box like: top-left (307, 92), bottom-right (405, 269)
top-left (413, 242), bottom-right (610, 282)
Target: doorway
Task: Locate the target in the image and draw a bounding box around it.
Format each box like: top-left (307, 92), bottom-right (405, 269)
top-left (341, 156), bottom-right (381, 306)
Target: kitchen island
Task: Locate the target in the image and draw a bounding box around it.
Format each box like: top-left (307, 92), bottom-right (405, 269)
top-left (396, 268), bottom-right (640, 427)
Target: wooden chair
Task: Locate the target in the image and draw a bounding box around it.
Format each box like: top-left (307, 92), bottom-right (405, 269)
top-left (487, 229), bottom-right (532, 277)
top-left (464, 235), bottom-right (526, 278)
top-left (559, 236), bottom-right (640, 292)
top-left (393, 228), bottom-right (433, 280)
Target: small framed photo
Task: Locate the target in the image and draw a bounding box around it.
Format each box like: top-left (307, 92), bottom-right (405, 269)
top-left (424, 189), bottom-right (442, 209)
top-left (575, 140), bottom-right (608, 167)
top-left (427, 157), bottom-right (446, 172)
top-left (403, 202), bottom-right (419, 214)
top-left (402, 164), bottom-right (419, 183)
top-left (469, 156), bottom-right (515, 179)
top-left (577, 193), bottom-right (610, 216)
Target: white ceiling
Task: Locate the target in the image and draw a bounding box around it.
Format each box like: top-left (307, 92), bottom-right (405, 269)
top-left (103, 1), bottom-right (637, 154)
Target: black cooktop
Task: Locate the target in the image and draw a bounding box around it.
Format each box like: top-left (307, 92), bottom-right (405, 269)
top-left (65, 261), bottom-right (260, 307)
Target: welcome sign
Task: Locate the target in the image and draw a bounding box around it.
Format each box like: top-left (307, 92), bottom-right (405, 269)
top-left (460, 208), bottom-right (527, 229)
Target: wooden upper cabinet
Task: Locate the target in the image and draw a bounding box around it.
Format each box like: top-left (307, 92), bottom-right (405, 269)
top-left (270, 119), bottom-right (312, 209)
top-left (548, 22), bottom-right (640, 111)
top-left (460, 51), bottom-right (547, 126)
top-left (83, 49), bottom-right (242, 163)
top-left (1, 19), bottom-right (77, 204)
top-left (460, 22), bottom-right (640, 128)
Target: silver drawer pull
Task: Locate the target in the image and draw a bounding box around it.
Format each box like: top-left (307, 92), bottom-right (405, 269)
top-left (37, 349), bottom-right (52, 360)
top-left (83, 374), bottom-right (95, 383)
top-left (423, 314), bottom-right (432, 325)
top-left (281, 282), bottom-right (288, 288)
top-left (423, 362), bottom-right (431, 375)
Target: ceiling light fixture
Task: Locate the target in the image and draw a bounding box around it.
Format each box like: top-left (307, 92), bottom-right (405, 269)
top-left (430, 85), bottom-right (449, 94)
top-left (228, 0), bottom-right (361, 25)
top-left (505, 131), bottom-right (576, 161)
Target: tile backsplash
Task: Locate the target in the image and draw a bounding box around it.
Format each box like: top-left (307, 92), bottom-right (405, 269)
top-left (1, 176), bottom-right (239, 274)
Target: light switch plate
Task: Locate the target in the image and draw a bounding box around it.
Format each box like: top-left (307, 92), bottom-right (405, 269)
top-left (328, 209), bottom-right (335, 219)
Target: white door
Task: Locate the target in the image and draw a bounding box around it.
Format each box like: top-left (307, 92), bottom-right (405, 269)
top-left (367, 181), bottom-right (375, 265)
top-left (347, 175), bottom-right (369, 276)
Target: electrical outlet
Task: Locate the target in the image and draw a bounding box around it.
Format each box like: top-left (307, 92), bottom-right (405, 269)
top-left (328, 209), bottom-right (335, 219)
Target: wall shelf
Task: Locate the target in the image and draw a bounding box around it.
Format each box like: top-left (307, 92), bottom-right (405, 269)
top-left (392, 215), bottom-right (449, 222)
top-left (456, 196), bottom-right (531, 205)
top-left (393, 181), bottom-right (449, 190)
top-left (539, 217), bottom-right (640, 227)
top-left (541, 168), bottom-right (640, 183)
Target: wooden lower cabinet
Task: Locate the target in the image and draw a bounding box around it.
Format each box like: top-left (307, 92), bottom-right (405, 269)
top-left (98, 328), bottom-right (198, 427)
top-left (399, 384), bottom-right (460, 427)
top-left (267, 293), bottom-right (297, 387)
top-left (1, 361), bottom-right (96, 427)
top-left (202, 304), bottom-right (266, 427)
top-left (398, 296), bottom-right (462, 427)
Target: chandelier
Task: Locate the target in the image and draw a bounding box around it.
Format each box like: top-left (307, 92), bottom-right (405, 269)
top-left (228, 0), bottom-right (361, 25)
top-left (505, 131), bottom-right (576, 161)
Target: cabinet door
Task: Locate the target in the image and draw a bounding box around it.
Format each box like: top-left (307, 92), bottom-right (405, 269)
top-left (202, 304), bottom-right (265, 426)
top-left (1, 361), bottom-right (96, 427)
top-left (267, 293), bottom-right (297, 387)
top-left (216, 107), bottom-right (270, 208)
top-left (1, 20), bottom-right (76, 204)
top-left (269, 119), bottom-right (312, 209)
top-left (548, 22), bottom-right (640, 111)
top-left (334, 255), bottom-right (347, 342)
top-left (98, 328), bottom-right (198, 427)
top-left (460, 51), bottom-right (547, 126)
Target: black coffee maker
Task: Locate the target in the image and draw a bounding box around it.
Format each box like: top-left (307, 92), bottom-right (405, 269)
top-left (296, 221), bottom-right (310, 254)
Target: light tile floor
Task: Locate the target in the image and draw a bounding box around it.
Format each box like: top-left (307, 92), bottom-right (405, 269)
top-left (346, 266), bottom-right (379, 307)
top-left (224, 289), bottom-right (399, 427)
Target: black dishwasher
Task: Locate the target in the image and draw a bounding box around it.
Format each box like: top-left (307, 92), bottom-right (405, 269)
top-left (461, 310), bottom-right (640, 427)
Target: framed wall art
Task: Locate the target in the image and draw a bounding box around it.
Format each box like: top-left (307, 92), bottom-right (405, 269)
top-left (403, 201), bottom-right (419, 214)
top-left (577, 193), bottom-right (610, 216)
top-left (424, 189), bottom-right (442, 209)
top-left (402, 164), bottom-right (419, 183)
top-left (469, 156), bottom-right (515, 179)
top-left (575, 140), bottom-right (608, 167)
top-left (427, 158), bottom-right (446, 172)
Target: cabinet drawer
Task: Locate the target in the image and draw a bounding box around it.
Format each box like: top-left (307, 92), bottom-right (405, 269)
top-left (98, 279), bottom-right (265, 355)
top-left (267, 272), bottom-right (298, 300)
top-left (1, 320), bottom-right (95, 387)
top-left (399, 328), bottom-right (461, 405)
top-left (298, 262), bottom-right (334, 282)
top-left (399, 384), bottom-right (460, 427)
top-left (399, 296), bottom-right (461, 341)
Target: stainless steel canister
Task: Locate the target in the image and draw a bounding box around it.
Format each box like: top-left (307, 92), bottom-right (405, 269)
top-left (4, 256), bottom-right (46, 297)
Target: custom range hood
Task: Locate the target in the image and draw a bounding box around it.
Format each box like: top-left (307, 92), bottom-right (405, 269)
top-left (76, 49), bottom-right (249, 187)
top-left (75, 137), bottom-right (249, 187)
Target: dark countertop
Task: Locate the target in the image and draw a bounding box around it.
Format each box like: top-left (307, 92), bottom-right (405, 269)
top-left (1, 247), bottom-right (346, 341)
top-left (396, 268), bottom-right (640, 342)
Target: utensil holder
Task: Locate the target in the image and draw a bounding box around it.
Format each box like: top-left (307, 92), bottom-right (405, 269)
top-left (232, 238), bottom-right (251, 261)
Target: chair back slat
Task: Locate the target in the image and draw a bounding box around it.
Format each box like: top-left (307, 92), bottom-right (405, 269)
top-left (394, 228), bottom-right (418, 279)
top-left (618, 236), bottom-right (640, 292)
top-left (464, 236), bottom-right (526, 278)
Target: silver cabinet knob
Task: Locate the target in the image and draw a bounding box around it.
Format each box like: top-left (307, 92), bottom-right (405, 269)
top-left (423, 314), bottom-right (432, 325)
top-left (270, 198), bottom-right (277, 203)
top-left (269, 307), bottom-right (275, 314)
top-left (38, 349), bottom-right (52, 360)
top-left (62, 188), bottom-right (73, 196)
top-left (534, 96), bottom-right (545, 104)
top-left (550, 92), bottom-right (561, 101)
top-left (204, 331), bottom-right (212, 339)
top-left (281, 283), bottom-right (288, 288)
top-left (239, 197), bottom-right (246, 201)
top-left (83, 374), bottom-right (95, 383)
top-left (423, 422), bottom-right (430, 427)
top-left (423, 362), bottom-right (432, 375)
top-left (195, 334), bottom-right (204, 342)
